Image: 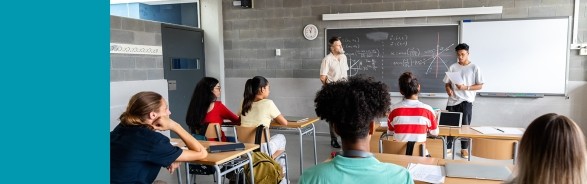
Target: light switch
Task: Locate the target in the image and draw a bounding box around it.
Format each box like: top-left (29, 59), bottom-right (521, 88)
top-left (580, 48), bottom-right (587, 56)
top-left (276, 49), bottom-right (281, 56)
top-left (168, 80), bottom-right (177, 91)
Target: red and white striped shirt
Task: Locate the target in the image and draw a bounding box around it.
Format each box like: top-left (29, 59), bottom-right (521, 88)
top-left (387, 99), bottom-right (439, 142)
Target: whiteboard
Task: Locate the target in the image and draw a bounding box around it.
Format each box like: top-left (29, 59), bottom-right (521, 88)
top-left (461, 17), bottom-right (570, 95)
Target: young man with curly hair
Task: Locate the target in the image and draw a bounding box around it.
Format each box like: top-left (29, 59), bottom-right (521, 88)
top-left (300, 75), bottom-right (413, 184)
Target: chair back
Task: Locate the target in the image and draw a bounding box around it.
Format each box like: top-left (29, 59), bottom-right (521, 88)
top-left (204, 123), bottom-right (221, 140)
top-left (471, 138), bottom-right (518, 164)
top-left (380, 139), bottom-right (425, 156)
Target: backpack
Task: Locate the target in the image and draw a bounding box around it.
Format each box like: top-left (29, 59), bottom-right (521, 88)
top-left (243, 125), bottom-right (284, 184)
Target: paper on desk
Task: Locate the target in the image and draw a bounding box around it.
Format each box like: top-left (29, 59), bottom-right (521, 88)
top-left (470, 126), bottom-right (504, 134)
top-left (445, 72), bottom-right (464, 85)
top-left (494, 127), bottom-right (524, 134)
top-left (407, 163), bottom-right (445, 183)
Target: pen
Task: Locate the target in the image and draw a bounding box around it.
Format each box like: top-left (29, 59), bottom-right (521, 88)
top-left (495, 128), bottom-right (505, 133)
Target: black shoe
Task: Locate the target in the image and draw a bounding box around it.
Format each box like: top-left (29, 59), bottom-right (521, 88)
top-left (331, 139), bottom-right (341, 148)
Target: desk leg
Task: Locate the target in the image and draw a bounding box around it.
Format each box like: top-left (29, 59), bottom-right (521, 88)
top-left (311, 123), bottom-right (317, 165)
top-left (214, 165), bottom-right (222, 184)
top-left (452, 138), bottom-right (457, 160)
top-left (441, 136), bottom-right (447, 159)
top-left (247, 152), bottom-right (255, 184)
top-left (184, 163), bottom-right (190, 184)
top-left (298, 128), bottom-right (304, 174)
top-left (177, 163), bottom-right (183, 184)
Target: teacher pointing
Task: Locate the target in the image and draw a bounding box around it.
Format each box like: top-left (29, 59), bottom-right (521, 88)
top-left (319, 36), bottom-right (349, 148)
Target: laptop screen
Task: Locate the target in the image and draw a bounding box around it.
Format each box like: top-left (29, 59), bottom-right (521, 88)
top-left (438, 112), bottom-right (463, 127)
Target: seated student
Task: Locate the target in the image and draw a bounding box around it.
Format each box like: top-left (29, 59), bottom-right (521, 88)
top-left (186, 77), bottom-right (239, 141)
top-left (506, 113), bottom-right (587, 184)
top-left (111, 91), bottom-right (208, 184)
top-left (239, 76), bottom-right (288, 175)
top-left (300, 75), bottom-right (413, 184)
top-left (387, 72), bottom-right (439, 155)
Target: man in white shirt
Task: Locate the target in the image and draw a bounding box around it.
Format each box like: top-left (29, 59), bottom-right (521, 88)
top-left (320, 36), bottom-right (349, 148)
top-left (443, 43), bottom-right (484, 159)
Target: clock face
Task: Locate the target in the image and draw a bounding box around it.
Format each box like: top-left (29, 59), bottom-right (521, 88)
top-left (303, 24), bottom-right (318, 40)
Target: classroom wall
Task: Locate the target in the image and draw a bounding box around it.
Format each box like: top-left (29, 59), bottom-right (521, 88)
top-left (110, 15), bottom-right (164, 82)
top-left (221, 0), bottom-right (587, 136)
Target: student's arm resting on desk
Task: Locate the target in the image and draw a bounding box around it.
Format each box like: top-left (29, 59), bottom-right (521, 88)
top-left (273, 114), bottom-right (288, 125)
top-left (153, 116), bottom-right (208, 161)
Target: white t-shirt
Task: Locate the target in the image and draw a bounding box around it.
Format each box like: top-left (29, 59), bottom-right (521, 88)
top-left (320, 53), bottom-right (349, 83)
top-left (443, 62), bottom-right (484, 106)
top-left (240, 99), bottom-right (281, 128)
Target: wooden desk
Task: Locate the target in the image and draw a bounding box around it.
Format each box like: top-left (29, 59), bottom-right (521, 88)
top-left (376, 126), bottom-right (451, 158)
top-left (376, 125), bottom-right (451, 136)
top-left (450, 126), bottom-right (524, 140)
top-left (170, 139), bottom-right (259, 184)
top-left (270, 117), bottom-right (319, 174)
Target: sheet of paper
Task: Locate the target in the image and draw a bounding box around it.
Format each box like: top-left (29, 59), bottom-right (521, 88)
top-left (445, 72), bottom-right (464, 85)
top-left (494, 127), bottom-right (524, 134)
top-left (470, 126), bottom-right (504, 134)
top-left (407, 163), bottom-right (445, 183)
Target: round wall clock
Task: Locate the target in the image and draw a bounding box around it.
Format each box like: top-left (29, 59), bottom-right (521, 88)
top-left (303, 24), bottom-right (318, 40)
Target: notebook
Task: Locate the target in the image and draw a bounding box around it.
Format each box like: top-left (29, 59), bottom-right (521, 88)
top-left (444, 162), bottom-right (512, 181)
top-left (438, 112), bottom-right (463, 127)
top-left (207, 143), bottom-right (245, 153)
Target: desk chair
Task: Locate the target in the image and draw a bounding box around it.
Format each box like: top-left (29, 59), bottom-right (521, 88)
top-left (471, 138), bottom-right (518, 164)
top-left (189, 123), bottom-right (229, 183)
top-left (235, 126), bottom-right (289, 182)
top-left (379, 133), bottom-right (425, 156)
top-left (205, 123), bottom-right (222, 141)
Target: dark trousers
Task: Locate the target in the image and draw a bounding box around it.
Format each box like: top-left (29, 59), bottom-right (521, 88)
top-left (446, 101), bottom-right (473, 149)
top-left (329, 122), bottom-right (338, 141)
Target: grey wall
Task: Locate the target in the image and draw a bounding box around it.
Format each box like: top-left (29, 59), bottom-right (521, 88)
top-left (222, 0), bottom-right (587, 80)
top-left (220, 0), bottom-right (587, 136)
top-left (110, 15), bottom-right (163, 82)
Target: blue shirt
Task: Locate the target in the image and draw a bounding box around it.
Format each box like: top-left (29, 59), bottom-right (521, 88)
top-left (300, 155), bottom-right (414, 184)
top-left (110, 124), bottom-right (183, 184)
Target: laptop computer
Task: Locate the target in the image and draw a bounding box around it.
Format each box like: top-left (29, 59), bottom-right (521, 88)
top-left (438, 112), bottom-right (463, 127)
top-left (444, 162), bottom-right (512, 181)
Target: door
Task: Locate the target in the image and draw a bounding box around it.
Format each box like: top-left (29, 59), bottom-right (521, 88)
top-left (162, 24), bottom-right (205, 137)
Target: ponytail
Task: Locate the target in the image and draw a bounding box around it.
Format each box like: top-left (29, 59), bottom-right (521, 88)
top-left (119, 91), bottom-right (163, 129)
top-left (241, 76), bottom-right (269, 116)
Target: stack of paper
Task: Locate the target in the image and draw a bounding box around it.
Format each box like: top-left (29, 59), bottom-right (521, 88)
top-left (407, 163), bottom-right (445, 183)
top-left (470, 126), bottom-right (504, 134)
top-left (284, 116), bottom-right (309, 123)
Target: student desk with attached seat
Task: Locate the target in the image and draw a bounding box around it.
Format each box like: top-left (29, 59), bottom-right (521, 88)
top-left (449, 125), bottom-right (524, 160)
top-left (270, 117), bottom-right (319, 174)
top-left (170, 138), bottom-right (259, 184)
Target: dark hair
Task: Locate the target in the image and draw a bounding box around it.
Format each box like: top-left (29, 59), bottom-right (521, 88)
top-left (119, 91), bottom-right (163, 129)
top-left (398, 72), bottom-right (420, 99)
top-left (510, 113), bottom-right (587, 184)
top-left (328, 36), bottom-right (341, 47)
top-left (314, 75), bottom-right (391, 143)
top-left (455, 43), bottom-right (469, 52)
top-left (186, 77), bottom-right (219, 134)
top-left (241, 76), bottom-right (269, 116)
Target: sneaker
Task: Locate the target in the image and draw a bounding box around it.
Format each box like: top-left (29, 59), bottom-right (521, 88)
top-left (461, 149), bottom-right (469, 159)
top-left (446, 149), bottom-right (452, 156)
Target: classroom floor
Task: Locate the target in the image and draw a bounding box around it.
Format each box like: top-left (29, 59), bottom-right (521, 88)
top-left (154, 125), bottom-right (514, 184)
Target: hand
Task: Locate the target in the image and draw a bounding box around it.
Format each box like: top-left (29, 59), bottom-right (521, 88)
top-left (166, 161), bottom-right (181, 174)
top-left (152, 115), bottom-right (178, 131)
top-left (456, 84), bottom-right (467, 90)
top-left (446, 89), bottom-right (454, 97)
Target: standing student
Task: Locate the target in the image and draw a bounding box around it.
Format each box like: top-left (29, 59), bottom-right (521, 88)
top-left (300, 75), bottom-right (413, 184)
top-left (239, 76), bottom-right (288, 176)
top-left (443, 43), bottom-right (483, 159)
top-left (320, 36), bottom-right (349, 148)
top-left (388, 72), bottom-right (439, 156)
top-left (186, 77), bottom-right (239, 142)
top-left (507, 113), bottom-right (587, 184)
top-left (111, 91), bottom-right (208, 184)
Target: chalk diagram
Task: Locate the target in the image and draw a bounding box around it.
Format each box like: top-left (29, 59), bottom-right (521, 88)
top-left (424, 33), bottom-right (454, 78)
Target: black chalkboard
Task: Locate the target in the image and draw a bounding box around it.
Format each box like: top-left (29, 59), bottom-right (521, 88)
top-left (326, 25), bottom-right (458, 95)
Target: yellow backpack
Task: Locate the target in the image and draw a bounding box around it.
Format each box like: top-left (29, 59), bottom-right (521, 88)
top-left (243, 125), bottom-right (284, 184)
